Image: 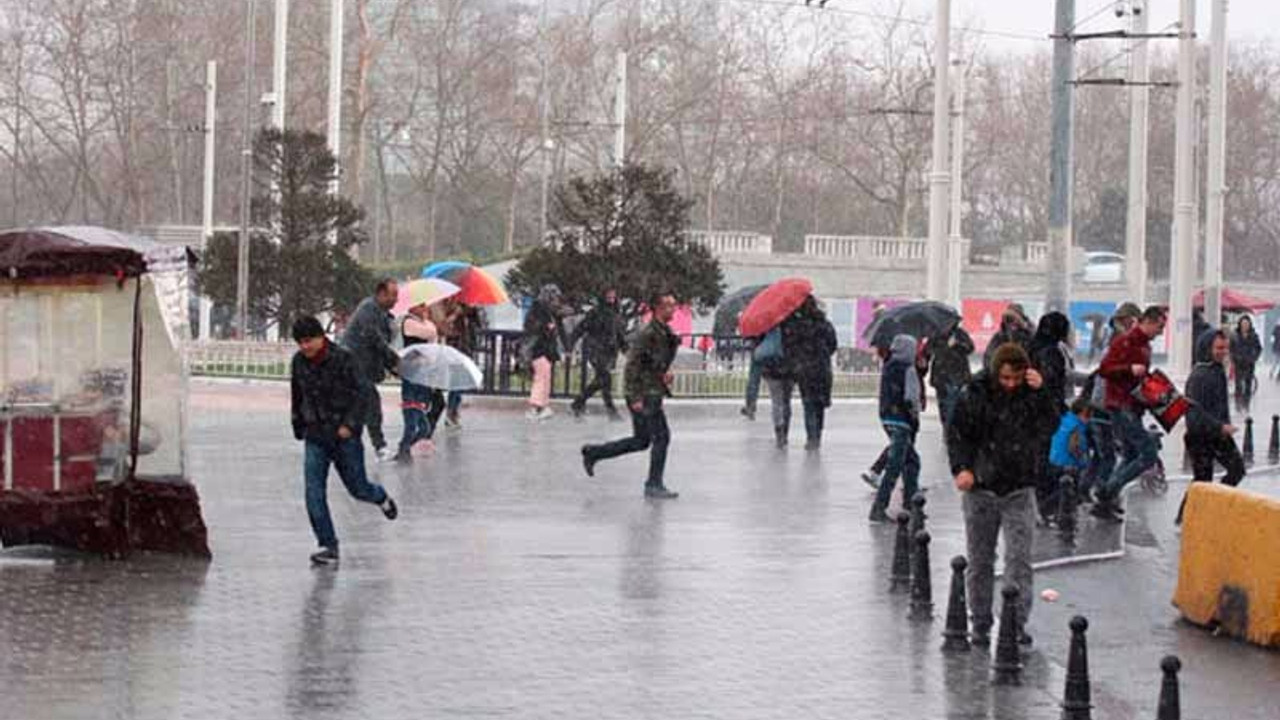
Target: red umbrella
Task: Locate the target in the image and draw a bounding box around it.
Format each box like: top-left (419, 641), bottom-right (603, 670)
top-left (1192, 288), bottom-right (1275, 313)
top-left (738, 277), bottom-right (814, 337)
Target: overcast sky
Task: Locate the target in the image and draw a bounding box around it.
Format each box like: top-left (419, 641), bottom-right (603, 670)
top-left (892, 0), bottom-right (1280, 53)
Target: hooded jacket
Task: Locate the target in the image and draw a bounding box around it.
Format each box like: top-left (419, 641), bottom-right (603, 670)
top-left (782, 304), bottom-right (839, 405)
top-left (1030, 311), bottom-right (1072, 410)
top-left (982, 309), bottom-right (1034, 367)
top-left (570, 298), bottom-right (628, 363)
top-left (1098, 325), bottom-right (1155, 412)
top-left (1186, 330), bottom-right (1231, 438)
top-left (523, 299), bottom-right (564, 362)
top-left (947, 368), bottom-right (1060, 496)
top-left (879, 335), bottom-right (921, 428)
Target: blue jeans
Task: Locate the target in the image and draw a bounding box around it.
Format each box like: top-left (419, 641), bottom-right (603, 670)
top-left (447, 391), bottom-right (464, 413)
top-left (398, 380), bottom-right (434, 456)
top-left (1084, 413), bottom-right (1115, 496)
top-left (1102, 408), bottom-right (1158, 502)
top-left (304, 436), bottom-right (389, 549)
top-left (874, 423), bottom-right (920, 511)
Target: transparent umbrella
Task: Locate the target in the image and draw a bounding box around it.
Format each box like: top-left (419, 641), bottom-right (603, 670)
top-left (398, 344), bottom-right (484, 391)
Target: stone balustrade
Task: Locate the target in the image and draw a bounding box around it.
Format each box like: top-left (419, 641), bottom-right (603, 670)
top-left (684, 231), bottom-right (773, 255)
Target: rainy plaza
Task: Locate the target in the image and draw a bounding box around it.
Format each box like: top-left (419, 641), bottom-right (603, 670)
top-left (10, 0), bottom-right (1280, 717)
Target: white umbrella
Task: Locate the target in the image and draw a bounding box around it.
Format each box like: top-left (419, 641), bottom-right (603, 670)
top-left (398, 344), bottom-right (483, 391)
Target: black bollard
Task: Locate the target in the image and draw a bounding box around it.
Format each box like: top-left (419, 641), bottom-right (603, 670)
top-left (942, 555), bottom-right (970, 652)
top-left (909, 491), bottom-right (929, 539)
top-left (909, 530), bottom-right (933, 621)
top-left (992, 584), bottom-right (1023, 685)
top-left (1243, 417), bottom-right (1255, 467)
top-left (1060, 616), bottom-right (1092, 720)
top-left (890, 511), bottom-right (912, 593)
top-left (1157, 655), bottom-right (1182, 720)
top-left (1269, 415), bottom-right (1279, 464)
top-left (1056, 475), bottom-right (1078, 545)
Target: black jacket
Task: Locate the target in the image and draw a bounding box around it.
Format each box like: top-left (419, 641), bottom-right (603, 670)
top-left (291, 342), bottom-right (364, 443)
top-left (982, 321), bottom-right (1033, 368)
top-left (1186, 330), bottom-right (1230, 438)
top-left (624, 319), bottom-right (680, 402)
top-left (340, 297), bottom-right (398, 383)
top-left (1230, 328), bottom-right (1262, 368)
top-left (929, 327), bottom-right (974, 390)
top-left (523, 300), bottom-right (564, 362)
top-left (947, 370), bottom-right (1060, 496)
top-left (782, 310), bottom-right (838, 406)
top-left (1030, 311), bottom-right (1072, 411)
top-left (570, 300), bottom-right (627, 363)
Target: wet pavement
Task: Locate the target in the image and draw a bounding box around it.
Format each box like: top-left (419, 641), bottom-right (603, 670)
top-left (2, 379), bottom-right (1280, 719)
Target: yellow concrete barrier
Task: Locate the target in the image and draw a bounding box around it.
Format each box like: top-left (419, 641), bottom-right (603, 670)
top-left (1173, 483), bottom-right (1280, 647)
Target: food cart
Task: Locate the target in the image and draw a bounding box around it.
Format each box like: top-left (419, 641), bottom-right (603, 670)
top-left (0, 227), bottom-right (209, 557)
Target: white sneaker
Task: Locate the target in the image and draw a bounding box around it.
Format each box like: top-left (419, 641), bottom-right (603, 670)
top-left (375, 447), bottom-right (396, 462)
top-left (539, 407), bottom-right (555, 421)
top-left (525, 408), bottom-right (542, 421)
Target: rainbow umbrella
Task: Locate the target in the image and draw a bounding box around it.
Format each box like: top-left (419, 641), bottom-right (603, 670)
top-left (420, 261), bottom-right (509, 306)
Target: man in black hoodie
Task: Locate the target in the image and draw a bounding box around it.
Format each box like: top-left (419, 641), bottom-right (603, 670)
top-left (1177, 329), bottom-right (1246, 525)
top-left (570, 289), bottom-right (628, 419)
top-left (292, 316), bottom-right (398, 566)
top-left (948, 342), bottom-right (1058, 647)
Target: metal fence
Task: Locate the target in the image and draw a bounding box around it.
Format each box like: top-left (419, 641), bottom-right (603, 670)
top-left (185, 334), bottom-right (880, 399)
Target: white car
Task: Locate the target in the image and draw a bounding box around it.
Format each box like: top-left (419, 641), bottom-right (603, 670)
top-left (1080, 251), bottom-right (1125, 284)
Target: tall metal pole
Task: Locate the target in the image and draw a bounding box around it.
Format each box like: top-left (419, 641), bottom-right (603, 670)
top-left (1125, 1), bottom-right (1151, 305)
top-left (327, 0), bottom-right (344, 253)
top-left (613, 50), bottom-right (627, 168)
top-left (271, 0), bottom-right (287, 129)
top-left (1205, 0), bottom-right (1229, 327)
top-left (1047, 0), bottom-right (1076, 312)
top-left (237, 0), bottom-right (259, 341)
top-left (924, 0), bottom-right (952, 302)
top-left (537, 0), bottom-right (550, 247)
top-left (947, 59), bottom-right (967, 309)
top-left (1170, 0), bottom-right (1198, 376)
top-left (200, 61), bottom-right (217, 343)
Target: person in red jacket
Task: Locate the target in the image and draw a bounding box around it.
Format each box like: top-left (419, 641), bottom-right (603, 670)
top-left (1091, 305), bottom-right (1167, 521)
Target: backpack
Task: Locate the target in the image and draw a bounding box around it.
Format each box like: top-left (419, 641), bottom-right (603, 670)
top-left (753, 327), bottom-right (784, 363)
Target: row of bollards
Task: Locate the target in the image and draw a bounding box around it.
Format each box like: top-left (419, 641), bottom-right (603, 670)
top-left (1238, 414), bottom-right (1280, 467)
top-left (888, 492), bottom-right (1187, 714)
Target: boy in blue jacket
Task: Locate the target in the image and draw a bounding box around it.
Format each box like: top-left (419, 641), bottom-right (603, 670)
top-left (1047, 397), bottom-right (1092, 521)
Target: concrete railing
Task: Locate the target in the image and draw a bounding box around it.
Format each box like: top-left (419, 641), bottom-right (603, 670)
top-left (684, 231), bottom-right (773, 256)
top-left (803, 235), bottom-right (929, 261)
top-left (1001, 242), bottom-right (1049, 266)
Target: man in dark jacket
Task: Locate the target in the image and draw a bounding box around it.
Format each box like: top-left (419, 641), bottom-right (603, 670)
top-left (948, 342), bottom-right (1057, 647)
top-left (339, 278), bottom-right (400, 459)
top-left (291, 316), bottom-right (398, 566)
top-left (1177, 329), bottom-right (1246, 525)
top-left (869, 335), bottom-right (922, 522)
top-left (782, 296), bottom-right (838, 450)
top-left (581, 292), bottom-right (682, 499)
top-left (1093, 305), bottom-right (1167, 521)
top-left (1029, 311), bottom-right (1074, 521)
top-left (929, 323), bottom-right (974, 430)
top-left (570, 289), bottom-right (628, 419)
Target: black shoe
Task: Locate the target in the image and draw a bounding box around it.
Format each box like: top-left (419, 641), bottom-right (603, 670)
top-left (581, 446), bottom-right (597, 478)
top-left (804, 439), bottom-right (821, 451)
top-left (394, 449), bottom-right (412, 465)
top-left (644, 484), bottom-right (679, 500)
top-left (381, 497), bottom-right (398, 520)
top-left (774, 428), bottom-right (788, 449)
top-left (868, 505), bottom-right (891, 523)
top-left (571, 402), bottom-right (585, 418)
top-left (740, 406), bottom-right (756, 421)
top-left (310, 547), bottom-right (339, 566)
top-left (1090, 503), bottom-right (1122, 523)
top-left (1017, 629), bottom-right (1034, 647)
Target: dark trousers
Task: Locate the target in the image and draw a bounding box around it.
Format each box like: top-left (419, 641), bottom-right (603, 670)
top-left (1101, 408), bottom-right (1158, 502)
top-left (1083, 414), bottom-right (1115, 497)
top-left (1235, 363), bottom-right (1256, 404)
top-left (936, 383), bottom-right (962, 428)
top-left (873, 424), bottom-right (920, 511)
top-left (576, 356), bottom-right (616, 410)
top-left (801, 397), bottom-right (825, 443)
top-left (1177, 432), bottom-right (1246, 523)
top-left (358, 379), bottom-right (386, 449)
top-left (398, 381), bottom-right (435, 455)
top-left (584, 397), bottom-right (670, 487)
top-left (304, 436), bottom-right (388, 550)
top-left (744, 359), bottom-right (763, 411)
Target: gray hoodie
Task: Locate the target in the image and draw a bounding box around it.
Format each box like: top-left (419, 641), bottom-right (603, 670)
top-left (878, 334), bottom-right (921, 425)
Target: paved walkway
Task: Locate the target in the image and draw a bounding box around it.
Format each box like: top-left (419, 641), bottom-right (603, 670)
top-left (1, 379), bottom-right (1279, 719)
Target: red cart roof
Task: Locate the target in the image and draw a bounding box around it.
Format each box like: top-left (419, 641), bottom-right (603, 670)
top-left (0, 227), bottom-right (148, 281)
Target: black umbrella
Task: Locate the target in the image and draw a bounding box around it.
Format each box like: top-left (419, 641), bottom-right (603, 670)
top-left (713, 284), bottom-right (769, 338)
top-left (863, 300), bottom-right (961, 350)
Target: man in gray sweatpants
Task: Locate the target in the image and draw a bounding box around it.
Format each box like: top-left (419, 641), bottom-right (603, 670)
top-left (947, 342), bottom-right (1059, 648)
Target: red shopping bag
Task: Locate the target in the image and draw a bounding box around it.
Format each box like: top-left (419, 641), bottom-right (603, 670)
top-left (1131, 369), bottom-right (1191, 432)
